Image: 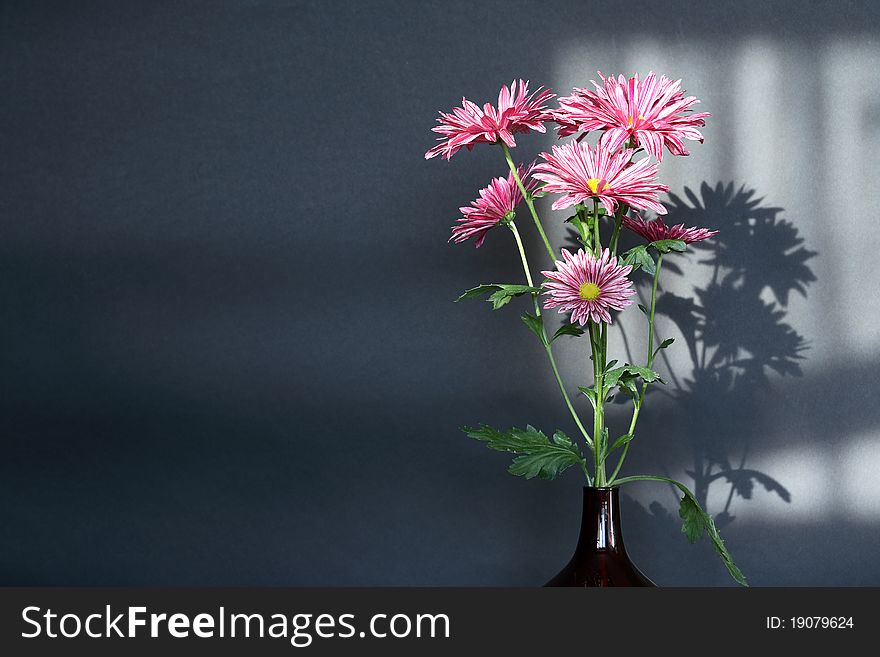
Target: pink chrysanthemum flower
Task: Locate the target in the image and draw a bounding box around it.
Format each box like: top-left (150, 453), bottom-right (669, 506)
top-left (451, 164), bottom-right (537, 247)
top-left (554, 72), bottom-right (710, 160)
top-left (533, 141), bottom-right (668, 215)
top-left (623, 213), bottom-right (719, 243)
top-left (542, 248), bottom-right (635, 325)
top-left (425, 80), bottom-right (555, 160)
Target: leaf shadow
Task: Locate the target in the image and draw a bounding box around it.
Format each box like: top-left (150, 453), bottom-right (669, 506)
top-left (627, 181), bottom-right (816, 532)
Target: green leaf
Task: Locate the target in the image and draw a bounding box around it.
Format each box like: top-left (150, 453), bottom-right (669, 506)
top-left (602, 367), bottom-right (626, 390)
top-left (488, 289), bottom-right (514, 309)
top-left (578, 386), bottom-right (599, 409)
top-left (638, 303), bottom-right (649, 316)
top-left (608, 433), bottom-right (632, 453)
top-left (602, 365), bottom-right (665, 394)
top-left (456, 284), bottom-right (502, 301)
top-left (617, 378), bottom-right (638, 398)
top-left (653, 337), bottom-right (675, 358)
top-left (621, 365), bottom-right (664, 383)
top-left (531, 190), bottom-right (547, 199)
top-left (566, 213), bottom-right (591, 249)
top-left (613, 475), bottom-right (748, 587)
top-left (551, 323), bottom-right (585, 342)
top-left (463, 424), bottom-right (585, 481)
top-left (620, 245), bottom-right (656, 275)
top-left (678, 494), bottom-right (748, 587)
top-left (521, 313), bottom-right (547, 344)
top-left (456, 284), bottom-right (542, 310)
top-left (649, 239), bottom-right (687, 254)
top-left (678, 493), bottom-right (706, 543)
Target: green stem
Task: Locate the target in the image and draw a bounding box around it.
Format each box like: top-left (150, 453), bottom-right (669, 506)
top-left (509, 221), bottom-right (537, 289)
top-left (501, 143), bottom-right (555, 262)
top-left (608, 253), bottom-right (664, 485)
top-left (588, 321), bottom-right (605, 486)
top-left (608, 204), bottom-right (627, 255)
top-left (646, 253), bottom-right (663, 363)
top-left (584, 198), bottom-right (608, 484)
top-left (509, 222), bottom-right (593, 454)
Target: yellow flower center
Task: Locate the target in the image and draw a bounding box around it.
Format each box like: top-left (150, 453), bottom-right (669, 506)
top-left (579, 281), bottom-right (601, 301)
top-left (586, 178), bottom-right (610, 194)
top-left (626, 114), bottom-right (645, 126)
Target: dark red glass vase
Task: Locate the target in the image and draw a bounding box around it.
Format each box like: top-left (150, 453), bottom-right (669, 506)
top-left (545, 486), bottom-right (655, 587)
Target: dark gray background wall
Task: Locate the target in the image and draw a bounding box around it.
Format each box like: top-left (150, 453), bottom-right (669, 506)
top-left (1, 0), bottom-right (878, 585)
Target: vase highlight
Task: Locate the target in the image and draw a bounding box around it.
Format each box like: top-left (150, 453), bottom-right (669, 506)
top-left (546, 487), bottom-right (654, 587)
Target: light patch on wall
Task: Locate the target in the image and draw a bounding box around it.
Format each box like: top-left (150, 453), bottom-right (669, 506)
top-left (822, 38), bottom-right (880, 358)
top-left (622, 446), bottom-right (830, 524)
top-left (839, 433), bottom-right (880, 519)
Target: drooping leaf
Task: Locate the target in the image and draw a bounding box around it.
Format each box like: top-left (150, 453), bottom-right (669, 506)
top-left (638, 303), bottom-right (650, 316)
top-left (456, 284), bottom-right (542, 310)
top-left (649, 239), bottom-right (687, 254)
top-left (521, 313), bottom-right (546, 344)
top-left (678, 494), bottom-right (748, 586)
top-left (678, 493), bottom-right (706, 543)
top-left (551, 323), bottom-right (585, 342)
top-left (463, 424), bottom-right (585, 480)
top-left (614, 475), bottom-right (748, 586)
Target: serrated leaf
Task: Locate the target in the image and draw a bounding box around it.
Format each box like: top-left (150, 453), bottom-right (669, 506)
top-left (603, 365), bottom-right (664, 394)
top-left (621, 365), bottom-right (664, 383)
top-left (521, 313), bottom-right (546, 344)
top-left (463, 424), bottom-right (585, 480)
top-left (620, 245), bottom-right (656, 275)
top-left (602, 367), bottom-right (625, 390)
top-left (678, 493), bottom-right (705, 543)
top-left (678, 493), bottom-right (747, 586)
top-left (456, 284), bottom-right (542, 309)
top-left (551, 323), bottom-right (585, 342)
top-left (649, 239), bottom-right (687, 254)
top-left (615, 475), bottom-right (748, 586)
top-left (488, 289), bottom-right (513, 309)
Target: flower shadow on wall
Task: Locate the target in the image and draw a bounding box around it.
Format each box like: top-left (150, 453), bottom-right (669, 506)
top-left (655, 181), bottom-right (816, 525)
top-left (567, 181), bottom-right (817, 574)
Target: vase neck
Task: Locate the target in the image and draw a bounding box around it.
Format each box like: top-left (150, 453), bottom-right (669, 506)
top-left (575, 487), bottom-right (626, 553)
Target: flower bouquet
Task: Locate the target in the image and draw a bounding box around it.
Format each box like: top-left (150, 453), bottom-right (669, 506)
top-left (426, 73), bottom-right (747, 586)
